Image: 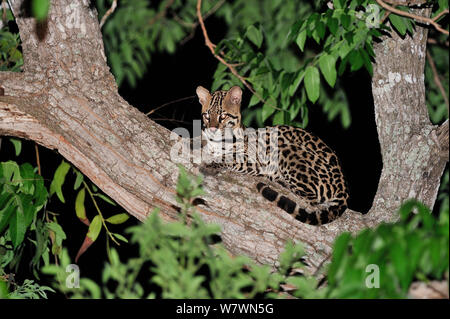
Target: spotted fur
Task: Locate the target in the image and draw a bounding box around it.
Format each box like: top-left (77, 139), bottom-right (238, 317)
top-left (196, 86), bottom-right (349, 225)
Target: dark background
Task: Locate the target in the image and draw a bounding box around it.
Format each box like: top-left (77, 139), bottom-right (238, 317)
top-left (0, 14), bottom-right (381, 287)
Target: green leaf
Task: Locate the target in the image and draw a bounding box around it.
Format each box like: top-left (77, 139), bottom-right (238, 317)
top-left (9, 206), bottom-right (26, 249)
top-left (79, 278), bottom-right (101, 299)
top-left (315, 21), bottom-right (326, 41)
top-left (289, 69), bottom-right (305, 96)
top-left (105, 213), bottom-right (129, 225)
top-left (49, 161), bottom-right (70, 203)
top-left (1, 161), bottom-right (21, 185)
top-left (262, 99), bottom-right (276, 122)
top-left (73, 170), bottom-right (84, 190)
top-left (272, 111), bottom-right (285, 125)
top-left (32, 0), bottom-right (50, 21)
top-left (327, 17), bottom-right (339, 35)
top-left (19, 163), bottom-right (36, 194)
top-left (248, 94), bottom-right (261, 107)
top-left (349, 50), bottom-right (364, 71)
top-left (360, 48), bottom-right (373, 75)
top-left (75, 216), bottom-right (101, 263)
top-left (280, 72), bottom-right (293, 92)
top-left (33, 176), bottom-right (48, 208)
top-left (87, 215), bottom-right (102, 243)
top-left (304, 66), bottom-right (320, 103)
top-left (389, 14), bottom-right (407, 36)
top-left (75, 188), bottom-right (89, 226)
top-left (9, 138), bottom-right (22, 156)
top-left (0, 200), bottom-right (14, 234)
top-left (340, 103), bottom-right (351, 128)
top-left (296, 29), bottom-right (307, 52)
top-left (328, 232), bottom-right (352, 283)
top-left (333, 0), bottom-right (344, 9)
top-left (337, 40), bottom-right (351, 60)
top-left (341, 14), bottom-right (351, 30)
top-left (20, 195), bottom-right (35, 227)
top-left (46, 221), bottom-right (67, 246)
top-left (319, 53), bottom-right (337, 87)
top-left (289, 99), bottom-right (302, 121)
top-left (390, 244), bottom-right (411, 291)
top-left (112, 233), bottom-right (128, 243)
top-left (93, 193), bottom-right (116, 206)
top-left (246, 25), bottom-right (263, 48)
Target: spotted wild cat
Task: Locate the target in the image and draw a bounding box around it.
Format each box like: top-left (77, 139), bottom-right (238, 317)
top-left (196, 85), bottom-right (349, 225)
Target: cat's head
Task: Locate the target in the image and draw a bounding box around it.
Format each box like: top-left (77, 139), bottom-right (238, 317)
top-left (196, 86), bottom-right (243, 132)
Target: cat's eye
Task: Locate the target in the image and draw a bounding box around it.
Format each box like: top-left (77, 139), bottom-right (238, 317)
top-left (203, 113), bottom-right (210, 121)
top-left (220, 113), bottom-right (227, 120)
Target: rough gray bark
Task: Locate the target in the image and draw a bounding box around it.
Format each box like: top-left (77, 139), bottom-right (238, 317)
top-left (0, 1), bottom-right (448, 272)
top-left (368, 7), bottom-right (449, 223)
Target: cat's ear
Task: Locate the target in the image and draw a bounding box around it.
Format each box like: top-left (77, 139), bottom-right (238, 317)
top-left (196, 86), bottom-right (210, 105)
top-left (228, 86), bottom-right (242, 105)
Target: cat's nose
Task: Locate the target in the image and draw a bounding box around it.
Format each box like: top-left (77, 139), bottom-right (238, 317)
top-left (209, 127), bottom-right (217, 132)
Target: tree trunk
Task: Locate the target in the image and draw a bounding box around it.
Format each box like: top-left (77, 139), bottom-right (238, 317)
top-left (368, 7), bottom-right (449, 223)
top-left (0, 1), bottom-right (447, 273)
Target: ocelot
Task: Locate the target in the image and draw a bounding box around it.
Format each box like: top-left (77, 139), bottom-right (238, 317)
top-left (196, 85), bottom-right (349, 225)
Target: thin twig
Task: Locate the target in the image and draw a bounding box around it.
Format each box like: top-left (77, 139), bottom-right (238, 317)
top-left (381, 10), bottom-right (391, 24)
top-left (149, 0), bottom-right (174, 26)
top-left (196, 0), bottom-right (280, 110)
top-left (178, 0), bottom-right (226, 42)
top-left (203, 0), bottom-right (226, 21)
top-left (99, 0), bottom-right (117, 29)
top-left (83, 181), bottom-right (120, 246)
top-left (432, 9), bottom-right (449, 22)
top-left (35, 143), bottom-right (41, 176)
top-left (376, 0), bottom-right (449, 35)
top-left (382, 0), bottom-right (428, 5)
top-left (2, 0), bottom-right (7, 23)
top-left (426, 50), bottom-right (449, 113)
top-left (151, 117), bottom-right (192, 125)
top-left (179, 0), bottom-right (224, 45)
top-left (173, 13), bottom-right (196, 28)
top-left (145, 95), bottom-right (195, 116)
top-left (427, 38), bottom-right (450, 47)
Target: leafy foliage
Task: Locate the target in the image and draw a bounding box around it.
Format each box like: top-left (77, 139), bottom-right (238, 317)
top-left (212, 0), bottom-right (384, 128)
top-left (0, 158), bottom-right (127, 298)
top-left (40, 167), bottom-right (449, 299)
top-left (326, 199), bottom-right (449, 298)
top-left (42, 166), bottom-right (319, 298)
top-left (96, 0), bottom-right (196, 87)
top-left (0, 161), bottom-right (48, 249)
top-left (0, 278), bottom-right (54, 299)
top-left (47, 160), bottom-right (129, 263)
top-left (0, 160), bottom-right (54, 297)
top-left (95, 0), bottom-right (447, 130)
top-left (0, 9), bottom-right (23, 72)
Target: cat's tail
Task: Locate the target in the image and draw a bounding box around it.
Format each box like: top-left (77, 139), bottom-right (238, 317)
top-left (256, 182), bottom-right (347, 225)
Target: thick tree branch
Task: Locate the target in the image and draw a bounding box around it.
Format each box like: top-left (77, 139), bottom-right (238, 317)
top-left (369, 6), bottom-right (448, 222)
top-left (0, 96), bottom-right (156, 223)
top-left (0, 92), bottom-right (371, 270)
